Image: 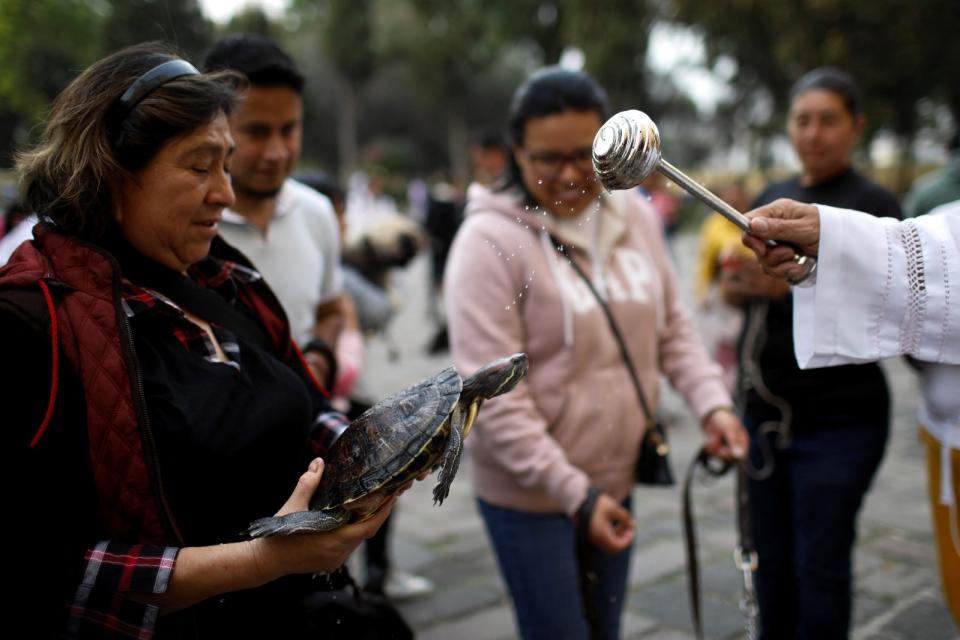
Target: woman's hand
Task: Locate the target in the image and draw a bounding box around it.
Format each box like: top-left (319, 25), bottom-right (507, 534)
top-left (741, 198), bottom-right (821, 281)
top-left (719, 258), bottom-right (790, 303)
top-left (587, 493), bottom-right (635, 554)
top-left (145, 458), bottom-right (395, 613)
top-left (251, 458), bottom-right (395, 579)
top-left (701, 408), bottom-right (747, 461)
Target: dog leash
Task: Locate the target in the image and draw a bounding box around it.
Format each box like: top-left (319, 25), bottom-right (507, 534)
top-left (682, 450), bottom-right (759, 640)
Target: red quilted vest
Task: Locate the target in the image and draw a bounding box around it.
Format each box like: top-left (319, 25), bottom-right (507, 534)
top-left (0, 226), bottom-right (299, 544)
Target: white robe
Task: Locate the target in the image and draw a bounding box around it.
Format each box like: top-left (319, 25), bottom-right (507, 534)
top-left (792, 200), bottom-right (960, 507)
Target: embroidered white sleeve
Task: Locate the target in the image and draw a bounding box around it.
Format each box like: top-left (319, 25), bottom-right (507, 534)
top-left (899, 219), bottom-right (927, 356)
top-left (794, 202), bottom-right (960, 368)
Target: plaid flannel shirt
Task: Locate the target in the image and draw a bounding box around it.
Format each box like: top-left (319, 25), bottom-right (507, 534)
top-left (65, 256), bottom-right (349, 638)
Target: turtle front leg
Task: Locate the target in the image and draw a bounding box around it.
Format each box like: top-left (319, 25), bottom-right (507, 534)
top-left (243, 508), bottom-right (347, 538)
top-left (461, 398), bottom-right (481, 440)
top-left (432, 404), bottom-right (466, 505)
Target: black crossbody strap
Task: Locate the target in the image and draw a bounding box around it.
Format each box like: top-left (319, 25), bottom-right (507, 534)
top-left (549, 235), bottom-right (655, 427)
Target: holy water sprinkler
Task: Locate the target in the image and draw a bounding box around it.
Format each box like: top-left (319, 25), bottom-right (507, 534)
top-left (592, 109), bottom-right (752, 232)
top-left (592, 109), bottom-right (810, 269)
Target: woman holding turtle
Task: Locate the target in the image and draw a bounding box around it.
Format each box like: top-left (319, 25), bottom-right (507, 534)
top-left (0, 43), bottom-right (394, 638)
top-left (444, 67), bottom-right (748, 640)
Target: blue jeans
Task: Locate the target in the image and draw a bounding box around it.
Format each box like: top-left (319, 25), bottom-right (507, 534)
top-left (746, 418), bottom-right (888, 639)
top-left (478, 497), bottom-right (633, 640)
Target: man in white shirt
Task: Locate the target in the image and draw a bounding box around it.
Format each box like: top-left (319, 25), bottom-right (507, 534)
top-left (742, 197), bottom-right (960, 626)
top-left (204, 34), bottom-right (344, 388)
top-left (0, 214), bottom-right (37, 265)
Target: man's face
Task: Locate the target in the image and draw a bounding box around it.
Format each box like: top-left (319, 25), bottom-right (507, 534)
top-left (228, 85), bottom-right (302, 199)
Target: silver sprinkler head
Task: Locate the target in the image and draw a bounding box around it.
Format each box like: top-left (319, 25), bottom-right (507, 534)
top-left (592, 109), bottom-right (662, 191)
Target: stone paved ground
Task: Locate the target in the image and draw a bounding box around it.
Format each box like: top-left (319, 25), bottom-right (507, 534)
top-left (352, 232), bottom-right (958, 640)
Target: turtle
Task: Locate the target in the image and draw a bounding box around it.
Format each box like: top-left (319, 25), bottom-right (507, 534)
top-left (244, 352), bottom-right (528, 537)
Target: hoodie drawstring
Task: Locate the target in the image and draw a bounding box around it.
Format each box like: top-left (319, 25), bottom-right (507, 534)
top-left (540, 229), bottom-right (574, 348)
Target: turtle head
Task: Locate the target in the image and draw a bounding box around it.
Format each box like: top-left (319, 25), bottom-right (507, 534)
top-left (462, 352), bottom-right (528, 401)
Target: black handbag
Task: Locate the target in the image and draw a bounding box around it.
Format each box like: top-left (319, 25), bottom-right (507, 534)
top-left (635, 419), bottom-right (675, 485)
top-left (550, 235), bottom-right (675, 486)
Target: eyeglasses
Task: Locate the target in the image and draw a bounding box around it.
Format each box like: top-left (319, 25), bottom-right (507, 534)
top-left (523, 147), bottom-right (594, 179)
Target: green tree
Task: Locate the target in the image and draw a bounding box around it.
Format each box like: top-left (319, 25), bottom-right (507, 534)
top-left (220, 5), bottom-right (278, 39)
top-left (386, 0), bottom-right (521, 185)
top-left (666, 0), bottom-right (960, 190)
top-left (103, 0), bottom-right (212, 60)
top-left (0, 0), bottom-right (103, 166)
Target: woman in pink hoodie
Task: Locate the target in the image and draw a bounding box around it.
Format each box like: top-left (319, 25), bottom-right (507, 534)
top-left (444, 67), bottom-right (748, 639)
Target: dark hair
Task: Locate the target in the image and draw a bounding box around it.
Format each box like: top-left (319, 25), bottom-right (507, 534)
top-left (203, 33), bottom-right (304, 93)
top-left (470, 128), bottom-right (508, 151)
top-left (295, 171), bottom-right (344, 210)
top-left (790, 66), bottom-right (862, 118)
top-left (16, 42), bottom-right (244, 241)
top-left (502, 67), bottom-right (610, 192)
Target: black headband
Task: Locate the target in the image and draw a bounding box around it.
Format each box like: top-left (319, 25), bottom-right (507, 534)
top-left (115, 59), bottom-right (200, 120)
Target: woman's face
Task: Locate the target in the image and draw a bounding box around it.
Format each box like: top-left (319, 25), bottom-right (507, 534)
top-left (514, 109), bottom-right (604, 218)
top-left (787, 89), bottom-right (864, 185)
top-left (115, 114), bottom-right (235, 272)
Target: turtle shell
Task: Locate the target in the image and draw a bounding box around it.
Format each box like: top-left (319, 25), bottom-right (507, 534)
top-left (311, 365), bottom-right (463, 512)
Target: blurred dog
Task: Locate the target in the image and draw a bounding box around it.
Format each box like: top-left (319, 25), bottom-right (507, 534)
top-left (342, 214), bottom-right (427, 290)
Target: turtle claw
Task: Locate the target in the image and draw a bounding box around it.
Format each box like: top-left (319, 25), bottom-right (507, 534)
top-left (243, 509), bottom-right (345, 537)
top-left (433, 404), bottom-right (468, 506)
top-left (244, 516), bottom-right (286, 538)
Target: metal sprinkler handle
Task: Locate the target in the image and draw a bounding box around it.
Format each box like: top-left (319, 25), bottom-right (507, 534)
top-left (592, 109), bottom-right (751, 231)
top-left (592, 109), bottom-right (813, 276)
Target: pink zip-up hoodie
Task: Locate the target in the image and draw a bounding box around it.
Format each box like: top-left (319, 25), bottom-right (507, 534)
top-left (445, 183), bottom-right (731, 516)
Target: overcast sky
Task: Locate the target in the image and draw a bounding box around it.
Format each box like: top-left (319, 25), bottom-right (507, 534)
top-left (199, 0), bottom-right (290, 23)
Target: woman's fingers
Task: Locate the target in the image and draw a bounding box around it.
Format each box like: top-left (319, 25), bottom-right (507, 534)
top-left (590, 494), bottom-right (635, 553)
top-left (275, 458), bottom-right (323, 517)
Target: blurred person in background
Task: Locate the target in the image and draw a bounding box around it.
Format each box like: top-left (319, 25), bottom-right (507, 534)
top-left (0, 42), bottom-right (395, 638)
top-left (345, 165), bottom-right (401, 233)
top-left (468, 128), bottom-right (511, 187)
top-left (445, 66), bottom-right (747, 640)
top-left (905, 129), bottom-right (960, 218)
top-left (722, 66), bottom-right (903, 639)
top-left (638, 171), bottom-right (682, 243)
top-left (0, 199), bottom-right (36, 265)
top-left (695, 179), bottom-right (752, 390)
top-left (424, 129), bottom-right (509, 355)
top-left (203, 33), bottom-right (345, 391)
